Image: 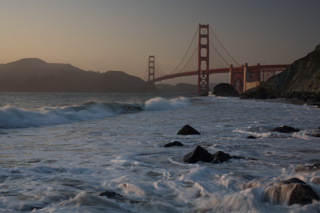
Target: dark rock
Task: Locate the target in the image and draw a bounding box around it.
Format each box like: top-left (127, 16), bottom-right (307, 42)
top-left (264, 178), bottom-right (319, 206)
top-left (183, 146), bottom-right (213, 163)
top-left (213, 83), bottom-right (240, 97)
top-left (99, 191), bottom-right (140, 203)
top-left (177, 125), bottom-right (200, 135)
top-left (164, 141), bottom-right (183, 147)
top-left (269, 95), bottom-right (277, 99)
top-left (212, 151), bottom-right (232, 164)
top-left (255, 93), bottom-right (268, 99)
top-left (280, 178), bottom-right (306, 185)
top-left (231, 155), bottom-right (245, 160)
top-left (312, 178), bottom-right (320, 185)
top-left (247, 135), bottom-right (256, 139)
top-left (99, 191), bottom-right (123, 198)
top-left (240, 86), bottom-right (268, 99)
top-left (270, 125), bottom-right (300, 133)
top-left (288, 184), bottom-right (319, 205)
top-left (313, 133), bottom-right (320, 137)
top-left (199, 91), bottom-right (209, 96)
top-left (239, 92), bottom-right (254, 99)
top-left (295, 163), bottom-right (320, 172)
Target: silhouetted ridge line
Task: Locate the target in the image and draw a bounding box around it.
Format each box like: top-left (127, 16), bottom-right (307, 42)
top-left (0, 58), bottom-right (148, 93)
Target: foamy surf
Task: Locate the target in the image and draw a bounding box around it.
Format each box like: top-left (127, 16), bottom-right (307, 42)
top-left (0, 97), bottom-right (190, 129)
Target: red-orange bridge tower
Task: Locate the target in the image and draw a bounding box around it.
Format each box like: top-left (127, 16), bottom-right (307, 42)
top-left (147, 24), bottom-right (289, 93)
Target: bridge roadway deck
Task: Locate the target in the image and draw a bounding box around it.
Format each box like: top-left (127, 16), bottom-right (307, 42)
top-left (150, 64), bottom-right (289, 83)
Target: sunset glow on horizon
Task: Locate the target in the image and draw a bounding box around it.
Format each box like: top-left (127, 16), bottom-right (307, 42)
top-left (1, 0), bottom-right (320, 84)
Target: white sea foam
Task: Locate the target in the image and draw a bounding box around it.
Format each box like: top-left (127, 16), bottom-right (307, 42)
top-left (0, 97), bottom-right (190, 129)
top-left (0, 93), bottom-right (319, 212)
top-left (144, 97), bottom-right (190, 111)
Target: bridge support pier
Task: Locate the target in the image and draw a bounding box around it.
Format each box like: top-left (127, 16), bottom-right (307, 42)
top-left (229, 64), bottom-right (233, 84)
top-left (243, 63), bottom-right (249, 92)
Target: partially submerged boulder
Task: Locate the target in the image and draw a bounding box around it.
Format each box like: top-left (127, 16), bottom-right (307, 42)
top-left (164, 141), bottom-right (183, 147)
top-left (270, 125), bottom-right (300, 133)
top-left (183, 146), bottom-right (213, 163)
top-left (295, 163), bottom-right (320, 172)
top-left (312, 178), bottom-right (320, 185)
top-left (199, 91), bottom-right (209, 96)
top-left (264, 178), bottom-right (319, 205)
top-left (213, 83), bottom-right (239, 97)
top-left (212, 151), bottom-right (232, 164)
top-left (183, 146), bottom-right (251, 164)
top-left (240, 85), bottom-right (270, 99)
top-left (99, 191), bottom-right (140, 203)
top-left (177, 125), bottom-right (200, 135)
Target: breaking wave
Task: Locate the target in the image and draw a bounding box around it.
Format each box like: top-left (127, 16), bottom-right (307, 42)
top-left (0, 97), bottom-right (190, 129)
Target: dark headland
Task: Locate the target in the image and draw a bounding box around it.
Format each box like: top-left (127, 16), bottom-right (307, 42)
top-left (0, 58), bottom-right (148, 93)
top-left (240, 44), bottom-right (320, 103)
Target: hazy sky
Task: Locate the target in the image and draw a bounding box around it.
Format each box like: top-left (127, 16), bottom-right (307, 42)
top-left (1, 0), bottom-right (320, 84)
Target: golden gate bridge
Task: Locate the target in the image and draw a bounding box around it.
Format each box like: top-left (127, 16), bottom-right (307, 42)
top-left (144, 24), bottom-right (289, 93)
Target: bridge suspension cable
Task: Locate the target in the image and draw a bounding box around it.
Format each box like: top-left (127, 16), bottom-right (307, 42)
top-left (154, 58), bottom-right (167, 76)
top-left (209, 39), bottom-right (230, 67)
top-left (143, 59), bottom-right (149, 81)
top-left (209, 26), bottom-right (240, 66)
top-left (168, 26), bottom-right (199, 75)
top-left (176, 45), bottom-right (198, 74)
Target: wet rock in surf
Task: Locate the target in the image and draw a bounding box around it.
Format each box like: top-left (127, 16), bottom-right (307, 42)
top-left (212, 151), bottom-right (232, 164)
top-left (313, 133), bottom-right (320, 137)
top-left (183, 146), bottom-right (213, 163)
top-left (177, 125), bottom-right (200, 135)
top-left (99, 191), bottom-right (140, 203)
top-left (164, 141), bottom-right (183, 147)
top-left (247, 135), bottom-right (256, 139)
top-left (312, 178), bottom-right (320, 185)
top-left (280, 178), bottom-right (306, 185)
top-left (264, 178), bottom-right (319, 205)
top-left (270, 125), bottom-right (300, 133)
top-left (213, 83), bottom-right (240, 97)
top-left (295, 163), bottom-right (320, 172)
top-left (199, 91), bottom-right (209, 96)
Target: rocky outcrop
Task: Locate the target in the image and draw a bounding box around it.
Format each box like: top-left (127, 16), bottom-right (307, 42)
top-left (212, 151), bottom-right (232, 163)
top-left (177, 125), bottom-right (201, 135)
top-left (99, 191), bottom-right (140, 203)
top-left (183, 146), bottom-right (252, 164)
top-left (241, 44), bottom-right (320, 100)
top-left (295, 163), bottom-right (320, 172)
top-left (164, 141), bottom-right (183, 147)
top-left (270, 125), bottom-right (300, 133)
top-left (240, 85), bottom-right (274, 99)
top-left (312, 178), bottom-right (320, 185)
top-left (264, 178), bottom-right (319, 205)
top-left (183, 146), bottom-right (213, 163)
top-left (213, 83), bottom-right (240, 97)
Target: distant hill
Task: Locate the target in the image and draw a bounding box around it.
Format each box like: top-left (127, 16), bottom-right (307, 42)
top-left (156, 83), bottom-right (218, 93)
top-left (0, 58), bottom-right (148, 93)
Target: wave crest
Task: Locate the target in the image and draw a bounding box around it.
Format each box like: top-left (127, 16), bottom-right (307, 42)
top-left (0, 97), bottom-right (190, 129)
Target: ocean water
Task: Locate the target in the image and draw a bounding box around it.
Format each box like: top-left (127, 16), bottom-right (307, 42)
top-left (0, 92), bottom-right (319, 213)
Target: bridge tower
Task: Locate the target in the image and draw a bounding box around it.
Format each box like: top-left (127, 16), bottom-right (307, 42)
top-left (197, 24), bottom-right (210, 93)
top-left (148, 55), bottom-right (156, 92)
